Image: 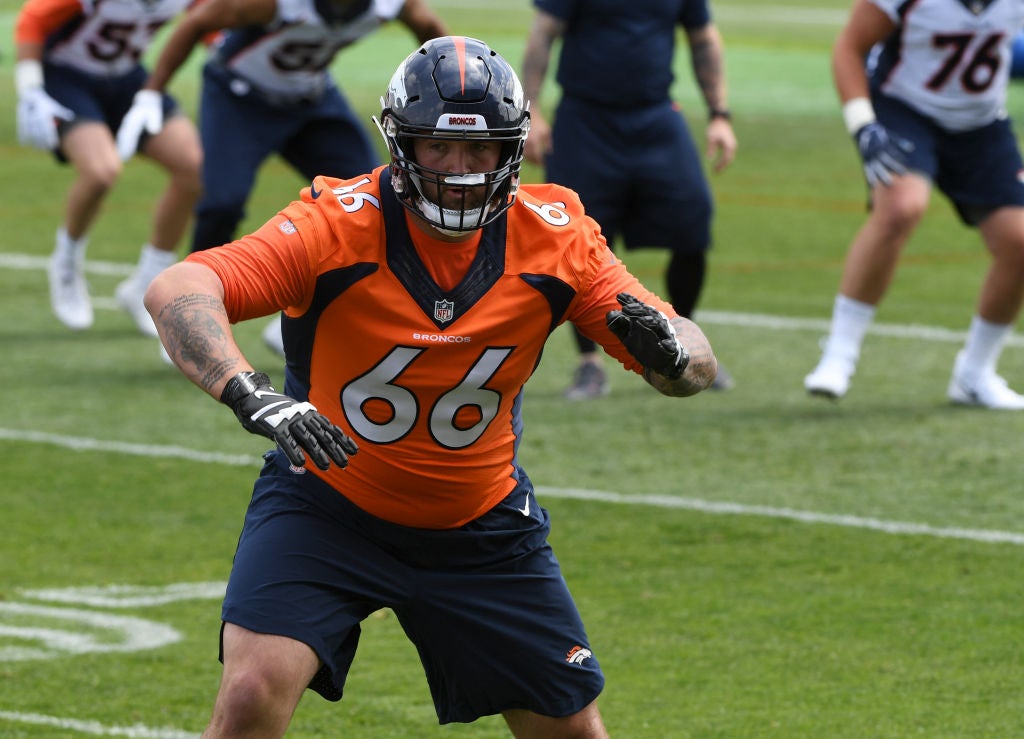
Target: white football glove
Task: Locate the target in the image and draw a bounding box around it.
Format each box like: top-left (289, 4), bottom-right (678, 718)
top-left (115, 89), bottom-right (164, 161)
top-left (16, 87), bottom-right (73, 151)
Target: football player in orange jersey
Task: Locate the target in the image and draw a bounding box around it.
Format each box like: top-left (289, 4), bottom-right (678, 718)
top-left (145, 36), bottom-right (717, 738)
top-left (13, 0), bottom-right (202, 335)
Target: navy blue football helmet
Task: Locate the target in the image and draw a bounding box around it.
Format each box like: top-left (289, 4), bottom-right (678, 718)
top-left (375, 36), bottom-right (530, 234)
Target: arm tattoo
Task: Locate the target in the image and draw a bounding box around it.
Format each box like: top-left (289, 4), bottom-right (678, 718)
top-left (644, 317), bottom-right (717, 397)
top-left (159, 293), bottom-right (242, 393)
top-left (689, 32), bottom-right (725, 111)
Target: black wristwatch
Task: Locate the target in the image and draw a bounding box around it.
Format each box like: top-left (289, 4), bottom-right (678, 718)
top-left (709, 108), bottom-right (732, 122)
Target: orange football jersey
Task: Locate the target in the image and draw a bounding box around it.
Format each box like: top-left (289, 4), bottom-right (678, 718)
top-left (188, 167), bottom-right (677, 528)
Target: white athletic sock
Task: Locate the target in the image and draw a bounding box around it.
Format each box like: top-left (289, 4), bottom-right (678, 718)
top-left (821, 294), bottom-right (876, 367)
top-left (134, 244), bottom-right (177, 286)
top-left (958, 315), bottom-right (1012, 381)
top-left (55, 227), bottom-right (88, 265)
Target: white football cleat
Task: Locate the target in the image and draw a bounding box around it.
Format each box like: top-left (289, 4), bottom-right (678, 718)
top-left (948, 367), bottom-right (1024, 410)
top-left (115, 275), bottom-right (159, 337)
top-left (48, 252), bottom-right (94, 330)
top-left (262, 315), bottom-right (285, 358)
top-left (804, 358), bottom-right (853, 400)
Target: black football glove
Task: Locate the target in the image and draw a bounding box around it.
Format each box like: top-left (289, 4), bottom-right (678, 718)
top-left (220, 371), bottom-right (358, 470)
top-left (606, 293), bottom-right (689, 380)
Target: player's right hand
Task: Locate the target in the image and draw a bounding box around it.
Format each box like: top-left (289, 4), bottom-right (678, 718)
top-left (853, 121), bottom-right (913, 188)
top-left (221, 372), bottom-right (359, 471)
top-left (115, 89), bottom-right (164, 161)
top-left (16, 88), bottom-right (73, 150)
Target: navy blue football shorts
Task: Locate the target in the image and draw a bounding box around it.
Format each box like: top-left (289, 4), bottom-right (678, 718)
top-left (873, 92), bottom-right (1024, 226)
top-left (546, 94), bottom-right (712, 254)
top-left (44, 63), bottom-right (180, 162)
top-left (220, 450), bottom-right (605, 724)
top-left (195, 63), bottom-right (379, 219)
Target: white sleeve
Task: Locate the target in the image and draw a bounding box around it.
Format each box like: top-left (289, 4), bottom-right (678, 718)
top-left (868, 0), bottom-right (900, 24)
top-left (276, 0), bottom-right (307, 23)
top-left (372, 0), bottom-right (407, 22)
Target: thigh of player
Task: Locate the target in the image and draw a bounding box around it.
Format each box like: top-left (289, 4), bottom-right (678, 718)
top-left (197, 65), bottom-right (302, 205)
top-left (279, 87), bottom-right (381, 181)
top-left (390, 491), bottom-right (605, 725)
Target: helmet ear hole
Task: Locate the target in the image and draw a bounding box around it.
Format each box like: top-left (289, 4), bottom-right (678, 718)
top-left (377, 36), bottom-right (531, 233)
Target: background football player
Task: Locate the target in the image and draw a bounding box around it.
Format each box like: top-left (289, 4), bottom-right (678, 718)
top-left (521, 0), bottom-right (738, 399)
top-left (805, 0), bottom-right (1024, 409)
top-left (14, 0), bottom-right (202, 335)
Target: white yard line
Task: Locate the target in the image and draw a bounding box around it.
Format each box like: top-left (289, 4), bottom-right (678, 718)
top-left (1, 252), bottom-right (133, 276)
top-left (0, 712), bottom-right (198, 739)
top-left (697, 309), bottom-right (1024, 347)
top-left (542, 488), bottom-right (1024, 546)
top-left (6, 251), bottom-right (1018, 345)
top-left (1, 426), bottom-right (1022, 547)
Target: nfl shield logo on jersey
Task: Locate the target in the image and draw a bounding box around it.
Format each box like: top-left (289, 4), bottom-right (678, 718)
top-left (434, 299), bottom-right (454, 324)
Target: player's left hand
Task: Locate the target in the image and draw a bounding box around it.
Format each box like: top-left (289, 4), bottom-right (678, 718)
top-left (606, 293), bottom-right (689, 380)
top-left (706, 117), bottom-right (737, 173)
top-left (115, 90), bottom-right (164, 161)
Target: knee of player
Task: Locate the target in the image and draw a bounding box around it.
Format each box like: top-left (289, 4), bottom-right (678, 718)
top-left (79, 158), bottom-right (124, 193)
top-left (178, 147), bottom-right (204, 189)
top-left (191, 207), bottom-right (246, 251)
top-left (873, 185), bottom-right (928, 232)
top-left (174, 159), bottom-right (204, 201)
top-left (985, 212), bottom-right (1024, 264)
top-left (214, 668), bottom-right (290, 730)
top-left (196, 175), bottom-right (249, 210)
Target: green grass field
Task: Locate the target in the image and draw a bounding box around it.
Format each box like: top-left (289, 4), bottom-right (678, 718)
top-left (3, 0), bottom-right (1024, 736)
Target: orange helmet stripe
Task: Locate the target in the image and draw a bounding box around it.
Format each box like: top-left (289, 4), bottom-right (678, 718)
top-left (452, 35), bottom-right (467, 94)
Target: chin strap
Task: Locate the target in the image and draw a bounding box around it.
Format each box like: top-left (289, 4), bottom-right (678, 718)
top-left (412, 194), bottom-right (487, 236)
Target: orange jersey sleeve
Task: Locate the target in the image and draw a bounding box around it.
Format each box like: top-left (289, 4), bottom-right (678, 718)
top-left (15, 0), bottom-right (84, 44)
top-left (513, 182), bottom-right (678, 375)
top-left (188, 169), bottom-right (674, 529)
top-left (186, 209), bottom-right (320, 322)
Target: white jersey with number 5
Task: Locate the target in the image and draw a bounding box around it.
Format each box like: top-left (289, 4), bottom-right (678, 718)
top-left (210, 0), bottom-right (405, 100)
top-left (46, 0), bottom-right (193, 78)
top-left (869, 0), bottom-right (1024, 131)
